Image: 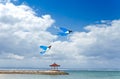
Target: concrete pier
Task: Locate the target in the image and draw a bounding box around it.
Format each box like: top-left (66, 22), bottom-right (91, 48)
top-left (0, 70), bottom-right (69, 75)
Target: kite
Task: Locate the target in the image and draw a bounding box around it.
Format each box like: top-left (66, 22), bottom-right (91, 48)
top-left (40, 45), bottom-right (52, 55)
top-left (57, 27), bottom-right (72, 36)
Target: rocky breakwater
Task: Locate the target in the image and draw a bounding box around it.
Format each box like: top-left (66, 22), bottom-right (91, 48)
top-left (0, 70), bottom-right (69, 75)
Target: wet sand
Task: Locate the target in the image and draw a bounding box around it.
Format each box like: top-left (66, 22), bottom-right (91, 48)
top-left (0, 70), bottom-right (69, 75)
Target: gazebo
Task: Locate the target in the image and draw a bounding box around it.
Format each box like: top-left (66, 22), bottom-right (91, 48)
top-left (49, 63), bottom-right (60, 71)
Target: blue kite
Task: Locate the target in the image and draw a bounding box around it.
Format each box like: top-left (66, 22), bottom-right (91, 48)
top-left (57, 27), bottom-right (72, 36)
top-left (40, 45), bottom-right (52, 55)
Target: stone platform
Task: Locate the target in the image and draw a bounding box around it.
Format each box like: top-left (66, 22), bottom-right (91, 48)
top-left (0, 70), bottom-right (69, 75)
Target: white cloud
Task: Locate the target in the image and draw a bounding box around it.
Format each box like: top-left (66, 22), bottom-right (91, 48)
top-left (0, 2), bottom-right (57, 60)
top-left (0, 1), bottom-right (120, 69)
top-left (0, 0), bottom-right (10, 3)
top-left (47, 19), bottom-right (120, 68)
top-left (7, 53), bottom-right (24, 60)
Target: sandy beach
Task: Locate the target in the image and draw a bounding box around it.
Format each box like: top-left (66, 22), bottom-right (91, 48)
top-left (0, 70), bottom-right (69, 75)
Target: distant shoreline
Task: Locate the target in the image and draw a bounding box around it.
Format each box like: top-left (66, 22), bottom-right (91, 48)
top-left (0, 70), bottom-right (69, 75)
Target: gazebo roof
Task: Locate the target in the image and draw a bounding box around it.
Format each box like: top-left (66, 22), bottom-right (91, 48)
top-left (49, 63), bottom-right (60, 67)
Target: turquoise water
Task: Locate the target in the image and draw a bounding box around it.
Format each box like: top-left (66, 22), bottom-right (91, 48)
top-left (0, 71), bottom-right (120, 79)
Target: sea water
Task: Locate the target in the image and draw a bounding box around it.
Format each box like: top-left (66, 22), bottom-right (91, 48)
top-left (0, 70), bottom-right (120, 79)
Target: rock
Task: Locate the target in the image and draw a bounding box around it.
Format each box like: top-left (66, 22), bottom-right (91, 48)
top-left (0, 70), bottom-right (69, 75)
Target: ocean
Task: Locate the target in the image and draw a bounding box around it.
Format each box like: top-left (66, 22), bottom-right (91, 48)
top-left (0, 70), bottom-right (120, 79)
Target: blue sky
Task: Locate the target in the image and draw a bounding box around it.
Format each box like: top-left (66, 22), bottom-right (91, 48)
top-left (0, 0), bottom-right (120, 69)
top-left (14, 0), bottom-right (120, 30)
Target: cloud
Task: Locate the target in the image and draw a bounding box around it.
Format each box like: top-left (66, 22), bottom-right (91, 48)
top-left (0, 0), bottom-right (10, 4)
top-left (0, 2), bottom-right (57, 60)
top-left (7, 53), bottom-right (24, 60)
top-left (48, 19), bottom-right (120, 68)
top-left (0, 1), bottom-right (120, 68)
top-left (0, 0), bottom-right (19, 4)
top-left (83, 19), bottom-right (120, 59)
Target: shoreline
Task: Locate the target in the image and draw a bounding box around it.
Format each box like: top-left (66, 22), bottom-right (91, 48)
top-left (0, 70), bottom-right (69, 75)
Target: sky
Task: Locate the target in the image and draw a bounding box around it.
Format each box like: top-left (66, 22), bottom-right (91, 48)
top-left (0, 0), bottom-right (120, 69)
